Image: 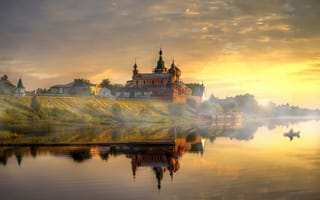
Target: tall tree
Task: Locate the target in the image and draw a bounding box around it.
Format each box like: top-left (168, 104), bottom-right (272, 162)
top-left (1, 75), bottom-right (8, 81)
top-left (0, 74), bottom-right (15, 95)
top-left (100, 79), bottom-right (111, 88)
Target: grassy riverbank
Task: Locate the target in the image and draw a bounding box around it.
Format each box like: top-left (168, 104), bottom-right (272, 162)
top-left (0, 95), bottom-right (199, 134)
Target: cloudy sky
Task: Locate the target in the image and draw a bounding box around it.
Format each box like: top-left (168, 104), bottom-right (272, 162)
top-left (0, 0), bottom-right (320, 108)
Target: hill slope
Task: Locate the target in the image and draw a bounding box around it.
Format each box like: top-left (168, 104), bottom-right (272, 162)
top-left (0, 96), bottom-right (198, 134)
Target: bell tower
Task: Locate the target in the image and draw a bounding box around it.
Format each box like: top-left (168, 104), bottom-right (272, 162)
top-left (154, 48), bottom-right (167, 73)
top-left (132, 58), bottom-right (139, 77)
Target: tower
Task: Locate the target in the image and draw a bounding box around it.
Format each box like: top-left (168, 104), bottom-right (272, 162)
top-left (15, 78), bottom-right (25, 96)
top-left (132, 58), bottom-right (139, 77)
top-left (153, 167), bottom-right (165, 191)
top-left (154, 48), bottom-right (167, 73)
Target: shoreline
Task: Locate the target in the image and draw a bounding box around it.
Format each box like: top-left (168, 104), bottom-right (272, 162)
top-left (0, 140), bottom-right (176, 147)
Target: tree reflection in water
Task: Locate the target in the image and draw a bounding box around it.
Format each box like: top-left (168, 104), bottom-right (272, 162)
top-left (0, 136), bottom-right (204, 190)
top-left (0, 118), bottom-right (314, 190)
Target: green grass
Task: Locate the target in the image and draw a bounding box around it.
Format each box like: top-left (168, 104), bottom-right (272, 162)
top-left (0, 95), bottom-right (199, 134)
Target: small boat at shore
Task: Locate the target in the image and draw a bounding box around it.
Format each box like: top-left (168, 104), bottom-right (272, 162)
top-left (283, 129), bottom-right (300, 141)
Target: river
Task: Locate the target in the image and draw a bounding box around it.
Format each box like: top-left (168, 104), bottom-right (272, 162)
top-left (0, 119), bottom-right (319, 200)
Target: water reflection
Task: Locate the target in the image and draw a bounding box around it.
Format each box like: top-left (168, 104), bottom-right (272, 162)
top-left (0, 134), bottom-right (206, 190)
top-left (1, 116), bottom-right (313, 144)
top-left (0, 118), bottom-right (316, 167)
top-left (1, 119), bottom-right (320, 199)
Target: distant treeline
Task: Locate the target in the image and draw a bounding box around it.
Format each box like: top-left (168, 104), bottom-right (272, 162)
top-left (208, 93), bottom-right (320, 117)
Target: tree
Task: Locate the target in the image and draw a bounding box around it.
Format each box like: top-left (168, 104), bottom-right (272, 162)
top-left (36, 88), bottom-right (49, 94)
top-left (100, 79), bottom-right (111, 88)
top-left (74, 78), bottom-right (91, 85)
top-left (1, 75), bottom-right (8, 81)
top-left (31, 95), bottom-right (41, 112)
top-left (0, 74), bottom-right (15, 95)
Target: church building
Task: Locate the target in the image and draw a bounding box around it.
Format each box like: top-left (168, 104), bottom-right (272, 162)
top-left (14, 78), bottom-right (25, 96)
top-left (128, 49), bottom-right (194, 103)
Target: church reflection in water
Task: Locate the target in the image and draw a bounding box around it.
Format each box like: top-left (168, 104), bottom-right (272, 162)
top-left (0, 133), bottom-right (205, 190)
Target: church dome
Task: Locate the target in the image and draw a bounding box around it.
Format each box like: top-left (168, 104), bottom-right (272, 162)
top-left (154, 48), bottom-right (167, 73)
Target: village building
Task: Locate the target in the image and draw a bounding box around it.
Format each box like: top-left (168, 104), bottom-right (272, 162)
top-left (98, 87), bottom-right (114, 98)
top-left (50, 82), bottom-right (74, 94)
top-left (50, 80), bottom-right (100, 96)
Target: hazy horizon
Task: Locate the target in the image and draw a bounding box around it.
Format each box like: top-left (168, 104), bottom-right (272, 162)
top-left (1, 0), bottom-right (320, 108)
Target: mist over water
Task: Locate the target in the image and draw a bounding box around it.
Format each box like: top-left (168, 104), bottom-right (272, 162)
top-left (1, 119), bottom-right (319, 200)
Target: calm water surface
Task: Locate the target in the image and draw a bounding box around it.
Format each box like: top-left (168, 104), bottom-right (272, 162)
top-left (1, 120), bottom-right (320, 200)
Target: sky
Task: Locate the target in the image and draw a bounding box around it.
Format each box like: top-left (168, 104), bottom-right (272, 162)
top-left (0, 0), bottom-right (320, 108)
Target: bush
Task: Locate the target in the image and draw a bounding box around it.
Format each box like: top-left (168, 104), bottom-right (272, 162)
top-left (31, 95), bottom-right (41, 112)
